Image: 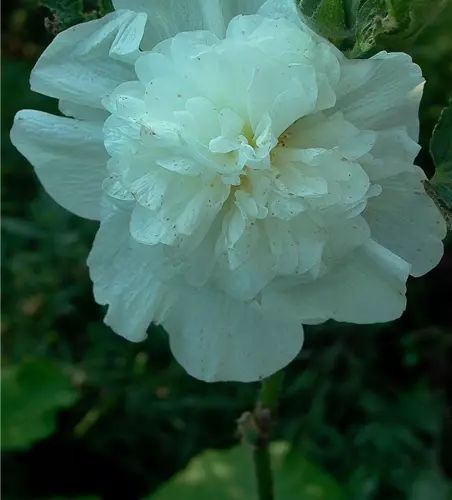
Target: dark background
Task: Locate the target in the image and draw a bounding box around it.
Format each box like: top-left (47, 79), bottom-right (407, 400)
top-left (1, 1), bottom-right (452, 499)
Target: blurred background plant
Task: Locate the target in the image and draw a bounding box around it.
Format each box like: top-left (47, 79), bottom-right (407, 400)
top-left (1, 1), bottom-right (452, 499)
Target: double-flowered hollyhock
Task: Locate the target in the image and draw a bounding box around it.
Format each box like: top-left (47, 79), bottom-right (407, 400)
top-left (11, 0), bottom-right (446, 381)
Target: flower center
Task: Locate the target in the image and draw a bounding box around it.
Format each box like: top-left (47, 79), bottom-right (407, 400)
top-left (100, 14), bottom-right (381, 299)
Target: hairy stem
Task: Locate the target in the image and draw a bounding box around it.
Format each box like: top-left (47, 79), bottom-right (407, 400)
top-left (259, 370), bottom-right (285, 413)
top-left (252, 370), bottom-right (285, 500)
top-left (253, 442), bottom-right (275, 500)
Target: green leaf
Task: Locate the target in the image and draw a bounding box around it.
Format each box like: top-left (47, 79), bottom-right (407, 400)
top-left (350, 0), bottom-right (393, 56)
top-left (297, 0), bottom-right (354, 41)
top-left (299, 0), bottom-right (323, 17)
top-left (41, 0), bottom-right (85, 31)
top-left (410, 463), bottom-right (452, 500)
top-left (41, 0), bottom-right (113, 32)
top-left (430, 100), bottom-right (452, 188)
top-left (42, 0), bottom-right (83, 11)
top-left (350, 0), bottom-right (448, 56)
top-left (389, 0), bottom-right (447, 41)
top-left (344, 0), bottom-right (361, 27)
top-left (150, 442), bottom-right (346, 500)
top-left (278, 448), bottom-right (348, 499)
top-left (1, 216), bottom-right (45, 239)
top-left (1, 359), bottom-right (79, 450)
top-left (429, 99), bottom-right (452, 224)
top-left (98, 0), bottom-right (115, 16)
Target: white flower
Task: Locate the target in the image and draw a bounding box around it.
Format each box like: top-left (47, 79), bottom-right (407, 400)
top-left (10, 0), bottom-right (446, 382)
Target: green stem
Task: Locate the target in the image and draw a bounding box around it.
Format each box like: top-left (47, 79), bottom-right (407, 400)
top-left (253, 443), bottom-right (274, 500)
top-left (259, 370), bottom-right (285, 413)
top-left (253, 370), bottom-right (285, 500)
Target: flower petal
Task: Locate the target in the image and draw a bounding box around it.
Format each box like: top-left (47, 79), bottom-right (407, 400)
top-left (87, 205), bottom-right (173, 341)
top-left (366, 128), bottom-right (420, 174)
top-left (264, 240), bottom-right (410, 324)
top-left (113, 0), bottom-right (267, 46)
top-left (30, 10), bottom-right (146, 108)
top-left (364, 171), bottom-right (446, 277)
top-left (10, 110), bottom-right (108, 220)
top-left (59, 100), bottom-right (109, 122)
top-left (334, 52), bottom-right (423, 141)
top-left (163, 287), bottom-right (304, 382)
top-left (258, 0), bottom-right (303, 25)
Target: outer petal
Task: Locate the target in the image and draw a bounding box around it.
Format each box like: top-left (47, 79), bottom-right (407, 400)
top-left (10, 110), bottom-right (108, 220)
top-left (113, 0), bottom-right (266, 46)
top-left (59, 100), bottom-right (109, 122)
top-left (258, 0), bottom-right (304, 25)
top-left (364, 171), bottom-right (446, 277)
top-left (263, 240), bottom-right (411, 325)
top-left (30, 10), bottom-right (147, 108)
top-left (163, 288), bottom-right (304, 382)
top-left (366, 128), bottom-right (420, 172)
top-left (334, 52), bottom-right (424, 141)
top-left (87, 205), bottom-right (173, 341)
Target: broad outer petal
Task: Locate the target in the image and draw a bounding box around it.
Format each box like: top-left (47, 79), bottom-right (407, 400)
top-left (10, 110), bottom-right (108, 220)
top-left (263, 240), bottom-right (411, 325)
top-left (364, 171), bottom-right (446, 277)
top-left (163, 287), bottom-right (304, 382)
top-left (59, 100), bottom-right (110, 122)
top-left (334, 52), bottom-right (423, 141)
top-left (87, 204), bottom-right (172, 341)
top-left (30, 10), bottom-right (147, 108)
top-left (113, 0), bottom-right (267, 46)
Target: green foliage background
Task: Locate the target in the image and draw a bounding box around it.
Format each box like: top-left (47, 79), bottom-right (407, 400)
top-left (1, 1), bottom-right (452, 499)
